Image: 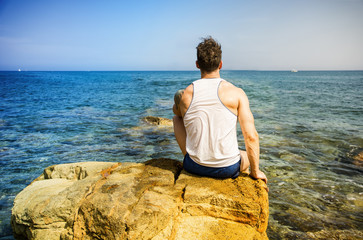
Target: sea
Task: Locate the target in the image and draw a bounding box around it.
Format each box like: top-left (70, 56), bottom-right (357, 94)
top-left (0, 70), bottom-right (362, 239)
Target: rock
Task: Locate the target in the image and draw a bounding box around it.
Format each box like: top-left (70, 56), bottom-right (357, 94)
top-left (307, 229), bottom-right (363, 240)
top-left (353, 151), bottom-right (363, 167)
top-left (142, 116), bottom-right (173, 127)
top-left (11, 159), bottom-right (269, 240)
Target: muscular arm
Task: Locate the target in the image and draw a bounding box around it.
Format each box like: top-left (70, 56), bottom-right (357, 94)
top-left (173, 85), bottom-right (193, 117)
top-left (173, 89), bottom-right (184, 117)
top-left (237, 89), bottom-right (267, 183)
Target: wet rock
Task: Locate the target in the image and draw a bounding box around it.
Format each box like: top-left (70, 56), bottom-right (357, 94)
top-left (142, 116), bottom-right (173, 127)
top-left (307, 229), bottom-right (363, 240)
top-left (353, 150), bottom-right (363, 167)
top-left (347, 193), bottom-right (363, 208)
top-left (11, 159), bottom-right (269, 240)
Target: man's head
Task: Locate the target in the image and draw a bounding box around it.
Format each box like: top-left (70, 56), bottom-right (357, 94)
top-left (196, 36), bottom-right (222, 73)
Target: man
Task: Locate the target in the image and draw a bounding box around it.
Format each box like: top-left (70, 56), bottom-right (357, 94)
top-left (173, 36), bottom-right (267, 183)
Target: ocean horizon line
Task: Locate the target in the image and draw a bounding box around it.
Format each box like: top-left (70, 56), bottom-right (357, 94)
top-left (1, 69), bottom-right (363, 72)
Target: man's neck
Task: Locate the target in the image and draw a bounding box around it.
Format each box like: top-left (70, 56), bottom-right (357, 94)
top-left (200, 69), bottom-right (220, 79)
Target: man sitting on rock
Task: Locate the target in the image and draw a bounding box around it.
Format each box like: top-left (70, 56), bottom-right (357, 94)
top-left (173, 36), bottom-right (267, 183)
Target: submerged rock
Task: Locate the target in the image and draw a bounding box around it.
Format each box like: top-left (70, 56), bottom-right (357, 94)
top-left (11, 159), bottom-right (269, 240)
top-left (142, 116), bottom-right (173, 127)
top-left (353, 150), bottom-right (363, 167)
top-left (307, 229), bottom-right (363, 240)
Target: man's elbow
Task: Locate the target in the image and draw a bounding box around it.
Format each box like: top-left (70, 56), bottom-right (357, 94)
top-left (245, 131), bottom-right (259, 143)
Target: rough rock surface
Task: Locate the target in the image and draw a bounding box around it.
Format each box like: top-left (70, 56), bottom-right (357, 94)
top-left (353, 150), bottom-right (363, 167)
top-left (142, 116), bottom-right (173, 127)
top-left (11, 159), bottom-right (269, 240)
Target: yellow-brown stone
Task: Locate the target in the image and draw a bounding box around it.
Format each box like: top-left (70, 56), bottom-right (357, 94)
top-left (11, 159), bottom-right (269, 239)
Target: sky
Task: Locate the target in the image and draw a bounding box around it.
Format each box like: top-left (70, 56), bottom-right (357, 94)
top-left (0, 0), bottom-right (362, 71)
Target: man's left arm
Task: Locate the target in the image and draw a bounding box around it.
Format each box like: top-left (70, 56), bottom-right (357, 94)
top-left (173, 89), bottom-right (184, 117)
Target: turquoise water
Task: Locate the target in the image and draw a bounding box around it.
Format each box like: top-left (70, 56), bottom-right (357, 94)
top-left (0, 71), bottom-right (362, 239)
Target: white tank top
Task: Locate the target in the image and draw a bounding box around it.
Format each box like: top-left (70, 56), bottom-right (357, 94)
top-left (183, 78), bottom-right (240, 168)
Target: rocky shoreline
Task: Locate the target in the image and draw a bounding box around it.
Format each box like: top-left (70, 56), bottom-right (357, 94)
top-left (11, 158), bottom-right (269, 240)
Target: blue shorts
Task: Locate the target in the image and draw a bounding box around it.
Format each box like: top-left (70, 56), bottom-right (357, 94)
top-left (183, 153), bottom-right (241, 179)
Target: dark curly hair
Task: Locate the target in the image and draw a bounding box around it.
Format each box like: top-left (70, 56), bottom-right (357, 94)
top-left (196, 36), bottom-right (222, 73)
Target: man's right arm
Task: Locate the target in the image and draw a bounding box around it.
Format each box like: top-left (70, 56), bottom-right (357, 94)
top-left (237, 89), bottom-right (267, 183)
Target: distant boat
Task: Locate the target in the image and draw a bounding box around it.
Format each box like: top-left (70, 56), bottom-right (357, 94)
top-left (291, 69), bottom-right (298, 72)
top-left (18, 69), bottom-right (21, 72)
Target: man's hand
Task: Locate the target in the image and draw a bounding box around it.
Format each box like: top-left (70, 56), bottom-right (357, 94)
top-left (250, 170), bottom-right (268, 192)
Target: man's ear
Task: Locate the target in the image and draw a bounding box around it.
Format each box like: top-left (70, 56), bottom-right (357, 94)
top-left (196, 61), bottom-right (200, 69)
top-left (219, 61), bottom-right (223, 69)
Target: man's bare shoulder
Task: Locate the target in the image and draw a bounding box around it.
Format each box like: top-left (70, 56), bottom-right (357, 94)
top-left (174, 84), bottom-right (192, 103)
top-left (181, 84), bottom-right (193, 108)
top-left (220, 80), bottom-right (246, 99)
top-left (174, 84), bottom-right (193, 116)
top-left (184, 83), bottom-right (193, 96)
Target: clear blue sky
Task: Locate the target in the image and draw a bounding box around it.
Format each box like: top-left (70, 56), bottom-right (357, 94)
top-left (0, 0), bottom-right (362, 71)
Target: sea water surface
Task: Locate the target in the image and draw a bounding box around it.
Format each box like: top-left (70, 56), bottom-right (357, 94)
top-left (0, 71), bottom-right (362, 239)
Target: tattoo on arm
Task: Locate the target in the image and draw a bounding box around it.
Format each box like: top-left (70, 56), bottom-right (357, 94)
top-left (174, 89), bottom-right (184, 110)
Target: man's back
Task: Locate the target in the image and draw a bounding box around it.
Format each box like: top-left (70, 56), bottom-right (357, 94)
top-left (183, 78), bottom-right (240, 167)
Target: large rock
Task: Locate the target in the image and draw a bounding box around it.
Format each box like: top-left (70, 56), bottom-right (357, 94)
top-left (353, 150), bottom-right (363, 167)
top-left (11, 159), bottom-right (269, 240)
top-left (142, 116), bottom-right (173, 127)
